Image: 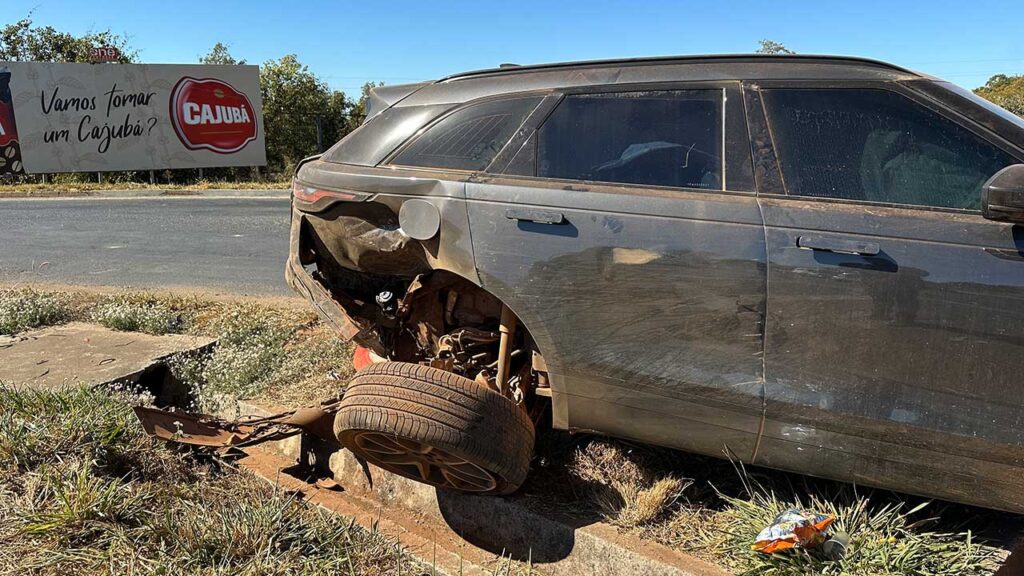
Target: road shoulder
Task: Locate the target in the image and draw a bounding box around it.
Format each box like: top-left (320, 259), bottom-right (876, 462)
top-left (0, 187), bottom-right (290, 199)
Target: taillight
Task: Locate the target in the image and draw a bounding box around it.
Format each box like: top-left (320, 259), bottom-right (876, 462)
top-left (292, 180), bottom-right (367, 203)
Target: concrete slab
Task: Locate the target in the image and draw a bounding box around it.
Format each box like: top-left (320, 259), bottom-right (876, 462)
top-left (0, 322), bottom-right (214, 389)
top-left (226, 399), bottom-right (731, 576)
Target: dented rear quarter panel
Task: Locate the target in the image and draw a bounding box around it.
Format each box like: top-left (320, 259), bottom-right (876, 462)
top-left (295, 161), bottom-right (480, 284)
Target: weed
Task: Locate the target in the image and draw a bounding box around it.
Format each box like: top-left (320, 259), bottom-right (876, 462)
top-left (90, 293), bottom-right (183, 335)
top-left (170, 303), bottom-right (296, 413)
top-left (571, 440), bottom-right (691, 528)
top-left (262, 324), bottom-right (353, 406)
top-left (0, 288), bottom-right (73, 335)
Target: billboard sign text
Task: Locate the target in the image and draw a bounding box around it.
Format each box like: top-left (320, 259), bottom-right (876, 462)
top-left (0, 62), bottom-right (265, 175)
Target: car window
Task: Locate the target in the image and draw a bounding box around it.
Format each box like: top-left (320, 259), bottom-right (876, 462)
top-left (762, 88), bottom-right (1018, 210)
top-left (323, 104), bottom-right (453, 167)
top-left (534, 90), bottom-right (723, 190)
top-left (390, 97), bottom-right (542, 171)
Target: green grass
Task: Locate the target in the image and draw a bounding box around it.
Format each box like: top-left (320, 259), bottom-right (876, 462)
top-left (706, 489), bottom-right (1000, 575)
top-left (548, 436), bottom-right (1007, 576)
top-left (0, 385), bottom-right (421, 576)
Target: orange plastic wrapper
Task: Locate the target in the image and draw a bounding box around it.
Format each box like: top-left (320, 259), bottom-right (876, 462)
top-left (752, 508), bottom-right (835, 554)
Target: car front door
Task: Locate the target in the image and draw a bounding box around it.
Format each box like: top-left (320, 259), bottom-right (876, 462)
top-left (747, 83), bottom-right (1024, 510)
top-left (465, 85), bottom-right (770, 460)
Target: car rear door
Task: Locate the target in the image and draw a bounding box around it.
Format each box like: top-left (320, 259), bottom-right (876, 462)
top-left (463, 85), bottom-right (770, 460)
top-left (746, 82), bottom-right (1024, 510)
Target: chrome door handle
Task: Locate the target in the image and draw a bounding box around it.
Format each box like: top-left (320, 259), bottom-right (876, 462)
top-left (797, 235), bottom-right (880, 256)
top-left (505, 208), bottom-right (565, 225)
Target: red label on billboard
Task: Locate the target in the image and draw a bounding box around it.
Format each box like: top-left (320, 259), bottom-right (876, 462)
top-left (90, 46), bottom-right (121, 62)
top-left (170, 77), bottom-right (257, 154)
top-left (0, 101), bottom-right (16, 147)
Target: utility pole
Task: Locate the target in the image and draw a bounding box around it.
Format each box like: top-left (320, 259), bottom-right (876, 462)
top-left (315, 114), bottom-right (324, 152)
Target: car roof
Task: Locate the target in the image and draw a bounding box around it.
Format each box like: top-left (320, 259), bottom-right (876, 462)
top-left (395, 54), bottom-right (927, 108)
top-left (439, 54), bottom-right (920, 82)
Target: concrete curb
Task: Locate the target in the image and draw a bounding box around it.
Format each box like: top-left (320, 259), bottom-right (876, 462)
top-left (0, 188), bottom-right (290, 199)
top-left (229, 398), bottom-right (731, 576)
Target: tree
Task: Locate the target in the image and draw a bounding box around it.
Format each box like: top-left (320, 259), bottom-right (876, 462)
top-left (756, 39), bottom-right (795, 55)
top-left (259, 54), bottom-right (351, 172)
top-left (975, 74), bottom-right (1024, 117)
top-left (200, 42), bottom-right (245, 66)
top-left (0, 17), bottom-right (136, 62)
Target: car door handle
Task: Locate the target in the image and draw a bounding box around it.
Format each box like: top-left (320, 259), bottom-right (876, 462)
top-left (797, 235), bottom-right (880, 256)
top-left (505, 208), bottom-right (565, 225)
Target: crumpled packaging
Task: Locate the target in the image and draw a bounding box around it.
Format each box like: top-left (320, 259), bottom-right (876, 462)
top-left (752, 508), bottom-right (835, 554)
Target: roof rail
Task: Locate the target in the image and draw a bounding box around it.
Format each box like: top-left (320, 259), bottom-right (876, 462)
top-left (439, 54), bottom-right (918, 83)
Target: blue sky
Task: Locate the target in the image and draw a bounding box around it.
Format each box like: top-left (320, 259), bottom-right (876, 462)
top-left (6, 0), bottom-right (1023, 96)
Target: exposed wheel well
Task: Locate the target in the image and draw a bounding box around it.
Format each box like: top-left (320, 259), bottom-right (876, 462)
top-left (314, 255), bottom-right (549, 411)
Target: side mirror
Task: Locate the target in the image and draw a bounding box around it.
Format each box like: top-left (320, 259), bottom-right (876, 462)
top-left (982, 164), bottom-right (1024, 223)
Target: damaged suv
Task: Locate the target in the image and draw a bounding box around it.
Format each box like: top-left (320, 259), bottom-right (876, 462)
top-left (286, 55), bottom-right (1024, 511)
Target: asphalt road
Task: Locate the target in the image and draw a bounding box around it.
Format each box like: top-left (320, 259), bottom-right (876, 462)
top-left (0, 197), bottom-right (293, 295)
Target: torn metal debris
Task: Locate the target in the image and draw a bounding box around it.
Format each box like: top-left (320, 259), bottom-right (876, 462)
top-left (134, 399), bottom-right (341, 450)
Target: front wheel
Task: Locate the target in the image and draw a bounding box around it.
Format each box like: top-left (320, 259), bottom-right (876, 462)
top-left (334, 361), bottom-right (535, 495)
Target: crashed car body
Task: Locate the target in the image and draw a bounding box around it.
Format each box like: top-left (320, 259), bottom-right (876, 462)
top-left (287, 55), bottom-right (1024, 511)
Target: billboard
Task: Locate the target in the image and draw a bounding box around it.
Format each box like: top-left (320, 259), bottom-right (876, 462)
top-left (0, 62), bottom-right (265, 175)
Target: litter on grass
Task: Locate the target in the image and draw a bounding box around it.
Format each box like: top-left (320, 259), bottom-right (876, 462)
top-left (753, 508), bottom-right (836, 554)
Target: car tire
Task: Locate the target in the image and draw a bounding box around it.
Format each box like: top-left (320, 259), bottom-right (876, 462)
top-left (334, 361), bottom-right (535, 495)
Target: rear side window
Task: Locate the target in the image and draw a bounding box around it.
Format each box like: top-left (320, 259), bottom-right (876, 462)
top-left (534, 90), bottom-right (723, 190)
top-left (323, 104), bottom-right (452, 166)
top-left (762, 88), bottom-right (1018, 209)
top-left (390, 97), bottom-right (542, 171)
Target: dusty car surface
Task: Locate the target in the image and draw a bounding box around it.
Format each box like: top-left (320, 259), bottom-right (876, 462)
top-left (285, 54), bottom-right (1024, 511)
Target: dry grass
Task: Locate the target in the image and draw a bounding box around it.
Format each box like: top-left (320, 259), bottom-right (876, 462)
top-left (571, 441), bottom-right (690, 527)
top-left (0, 179), bottom-right (288, 197)
top-left (0, 385), bottom-right (422, 576)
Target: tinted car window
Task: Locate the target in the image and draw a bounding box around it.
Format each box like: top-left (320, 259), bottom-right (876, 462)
top-left (390, 97), bottom-right (542, 171)
top-left (762, 88), bottom-right (1018, 209)
top-left (535, 90), bottom-right (722, 189)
